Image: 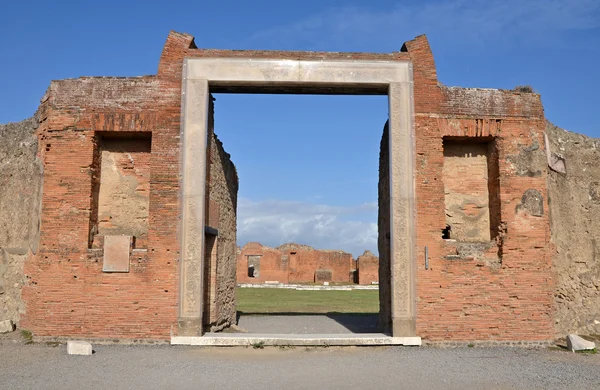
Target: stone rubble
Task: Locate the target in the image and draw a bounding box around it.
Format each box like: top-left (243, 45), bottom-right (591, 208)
top-left (0, 319), bottom-right (14, 333)
top-left (566, 334), bottom-right (596, 352)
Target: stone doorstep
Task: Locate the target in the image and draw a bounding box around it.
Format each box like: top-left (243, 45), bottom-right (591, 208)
top-left (171, 333), bottom-right (422, 347)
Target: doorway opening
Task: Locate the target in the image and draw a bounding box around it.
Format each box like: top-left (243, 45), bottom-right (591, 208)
top-left (176, 57), bottom-right (417, 342)
top-left (215, 93), bottom-right (384, 335)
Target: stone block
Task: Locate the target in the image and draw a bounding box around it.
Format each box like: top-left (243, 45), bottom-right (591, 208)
top-left (566, 334), bottom-right (596, 352)
top-left (0, 320), bottom-right (14, 333)
top-left (103, 235), bottom-right (131, 273)
top-left (67, 340), bottom-right (93, 355)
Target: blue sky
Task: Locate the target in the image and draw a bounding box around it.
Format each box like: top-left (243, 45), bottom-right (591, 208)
top-left (2, 0), bottom-right (599, 256)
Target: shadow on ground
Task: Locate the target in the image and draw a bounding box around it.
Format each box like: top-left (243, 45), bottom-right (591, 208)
top-left (236, 312), bottom-right (382, 334)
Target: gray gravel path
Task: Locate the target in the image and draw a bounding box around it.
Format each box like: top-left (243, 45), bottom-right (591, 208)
top-left (1, 341), bottom-right (600, 389)
top-left (237, 314), bottom-right (381, 334)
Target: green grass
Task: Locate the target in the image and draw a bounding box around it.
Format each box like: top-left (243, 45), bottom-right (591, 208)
top-left (236, 287), bottom-right (379, 314)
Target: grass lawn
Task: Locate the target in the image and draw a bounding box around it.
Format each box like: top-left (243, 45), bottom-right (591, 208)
top-left (236, 287), bottom-right (379, 314)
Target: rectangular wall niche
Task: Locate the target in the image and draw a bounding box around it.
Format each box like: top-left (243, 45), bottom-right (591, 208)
top-left (89, 132), bottom-right (152, 249)
top-left (247, 255), bottom-right (261, 278)
top-left (442, 138), bottom-right (501, 242)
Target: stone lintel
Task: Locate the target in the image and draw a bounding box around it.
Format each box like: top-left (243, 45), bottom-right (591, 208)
top-left (186, 58), bottom-right (411, 94)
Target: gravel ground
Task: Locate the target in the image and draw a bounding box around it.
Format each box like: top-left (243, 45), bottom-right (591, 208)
top-left (1, 338), bottom-right (600, 390)
top-left (237, 314), bottom-right (381, 334)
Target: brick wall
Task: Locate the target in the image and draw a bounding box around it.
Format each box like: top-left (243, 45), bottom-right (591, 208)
top-left (19, 32), bottom-right (238, 339)
top-left (237, 242), bottom-right (358, 284)
top-left (236, 243), bottom-right (290, 284)
top-left (357, 251), bottom-right (379, 285)
top-left (399, 35), bottom-right (554, 341)
top-left (14, 30), bottom-right (558, 341)
top-left (20, 75), bottom-right (182, 339)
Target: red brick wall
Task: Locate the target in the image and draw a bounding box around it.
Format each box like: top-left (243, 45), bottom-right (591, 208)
top-left (21, 33), bottom-right (196, 340)
top-left (402, 36), bottom-right (554, 341)
top-left (357, 252), bottom-right (379, 285)
top-left (236, 243), bottom-right (355, 284)
top-left (20, 31), bottom-right (555, 341)
top-left (236, 243), bottom-right (290, 284)
top-left (287, 249), bottom-right (353, 283)
top-left (21, 76), bottom-right (182, 339)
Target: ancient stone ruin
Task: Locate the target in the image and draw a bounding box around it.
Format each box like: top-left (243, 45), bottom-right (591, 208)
top-left (1, 30), bottom-right (600, 342)
top-left (236, 243), bottom-right (379, 285)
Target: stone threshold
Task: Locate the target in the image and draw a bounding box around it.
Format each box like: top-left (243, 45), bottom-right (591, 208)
top-left (237, 283), bottom-right (379, 291)
top-left (171, 333), bottom-right (421, 346)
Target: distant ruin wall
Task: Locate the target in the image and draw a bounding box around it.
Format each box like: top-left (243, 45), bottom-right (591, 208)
top-left (547, 121), bottom-right (600, 335)
top-left (237, 243), bottom-right (290, 284)
top-left (0, 117), bottom-right (42, 325)
top-left (357, 250), bottom-right (379, 285)
top-left (236, 243), bottom-right (360, 284)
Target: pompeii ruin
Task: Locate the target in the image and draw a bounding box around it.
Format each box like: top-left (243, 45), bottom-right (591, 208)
top-left (1, 30), bottom-right (600, 342)
top-left (236, 242), bottom-right (379, 285)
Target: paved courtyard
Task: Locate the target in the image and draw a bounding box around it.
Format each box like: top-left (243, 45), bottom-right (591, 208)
top-left (1, 337), bottom-right (600, 390)
top-left (236, 314), bottom-right (381, 334)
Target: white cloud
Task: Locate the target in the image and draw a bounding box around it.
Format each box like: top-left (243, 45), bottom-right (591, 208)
top-left (248, 0), bottom-right (600, 50)
top-left (237, 198), bottom-right (378, 258)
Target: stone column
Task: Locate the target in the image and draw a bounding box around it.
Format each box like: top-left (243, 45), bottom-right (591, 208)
top-left (388, 81), bottom-right (417, 336)
top-left (178, 66), bottom-right (209, 336)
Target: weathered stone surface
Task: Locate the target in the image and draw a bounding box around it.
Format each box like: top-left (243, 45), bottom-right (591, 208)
top-left (67, 340), bottom-right (93, 355)
top-left (548, 121), bottom-right (600, 336)
top-left (0, 117), bottom-right (42, 326)
top-left (443, 141), bottom-right (492, 241)
top-left (314, 269), bottom-right (333, 282)
top-left (506, 138), bottom-right (545, 177)
top-left (566, 334), bottom-right (596, 352)
top-left (203, 97), bottom-right (239, 332)
top-left (95, 138), bottom-right (151, 240)
top-left (516, 189), bottom-right (544, 217)
top-left (0, 319), bottom-right (14, 333)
